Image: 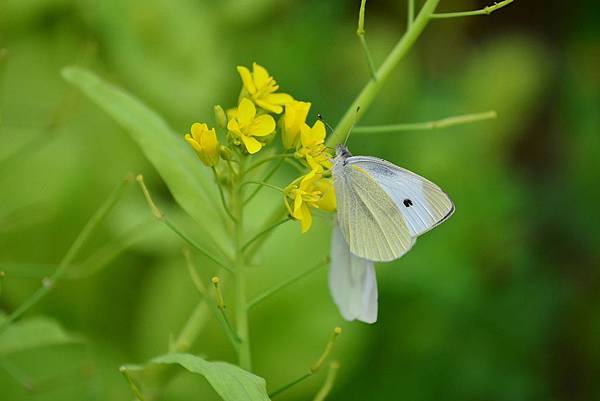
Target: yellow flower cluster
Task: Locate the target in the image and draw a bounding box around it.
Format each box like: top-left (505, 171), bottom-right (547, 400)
top-left (184, 62), bottom-right (336, 233)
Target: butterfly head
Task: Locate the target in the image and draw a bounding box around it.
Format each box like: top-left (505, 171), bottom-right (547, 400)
top-left (335, 144), bottom-right (352, 161)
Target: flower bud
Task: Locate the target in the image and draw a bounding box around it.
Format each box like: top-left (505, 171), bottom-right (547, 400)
top-left (219, 145), bottom-right (234, 161)
top-left (185, 122), bottom-right (220, 167)
top-left (214, 105), bottom-right (227, 129)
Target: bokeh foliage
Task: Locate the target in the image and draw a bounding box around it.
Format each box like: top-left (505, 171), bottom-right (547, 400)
top-left (1, 0), bottom-right (599, 400)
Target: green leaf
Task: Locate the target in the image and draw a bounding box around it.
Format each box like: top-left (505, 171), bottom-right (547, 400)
top-left (126, 353), bottom-right (271, 401)
top-left (0, 314), bottom-right (82, 355)
top-left (62, 66), bottom-right (229, 253)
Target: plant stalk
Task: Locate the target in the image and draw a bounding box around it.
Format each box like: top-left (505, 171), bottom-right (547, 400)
top-left (233, 156), bottom-right (252, 371)
top-left (327, 0), bottom-right (440, 146)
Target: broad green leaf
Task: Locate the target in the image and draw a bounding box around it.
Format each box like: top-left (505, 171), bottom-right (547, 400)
top-left (126, 353), bottom-right (271, 401)
top-left (62, 66), bottom-right (229, 254)
top-left (0, 315), bottom-right (82, 355)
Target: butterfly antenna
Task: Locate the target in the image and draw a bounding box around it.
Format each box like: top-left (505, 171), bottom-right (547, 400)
top-left (343, 106), bottom-right (361, 146)
top-left (316, 113), bottom-right (335, 134)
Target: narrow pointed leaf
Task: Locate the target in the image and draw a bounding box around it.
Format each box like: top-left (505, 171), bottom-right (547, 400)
top-left (62, 66), bottom-right (229, 251)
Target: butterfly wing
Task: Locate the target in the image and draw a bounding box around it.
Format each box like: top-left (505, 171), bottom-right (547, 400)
top-left (347, 156), bottom-right (454, 237)
top-left (329, 223), bottom-right (378, 323)
top-left (334, 157), bottom-right (415, 262)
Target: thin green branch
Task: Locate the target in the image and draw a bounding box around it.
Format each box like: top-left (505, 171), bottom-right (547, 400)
top-left (313, 362), bottom-right (340, 401)
top-left (248, 257), bottom-right (329, 310)
top-left (243, 207), bottom-right (289, 262)
top-left (212, 167), bottom-right (237, 222)
top-left (244, 157), bottom-right (285, 205)
top-left (353, 110), bottom-right (497, 134)
top-left (182, 251), bottom-right (241, 351)
top-left (170, 300), bottom-right (211, 353)
top-left (284, 158), bottom-right (305, 173)
top-left (119, 366), bottom-right (146, 401)
top-left (270, 372), bottom-right (312, 399)
top-left (241, 218), bottom-right (291, 253)
top-left (0, 356), bottom-right (33, 390)
top-left (232, 155), bottom-right (252, 371)
top-left (245, 153), bottom-right (294, 174)
top-left (211, 277), bottom-right (242, 349)
top-left (0, 220), bottom-right (155, 280)
top-left (269, 327), bottom-right (342, 399)
top-left (136, 175), bottom-right (233, 273)
top-left (408, 0), bottom-right (415, 29)
top-left (328, 0), bottom-right (441, 146)
top-left (0, 176), bottom-right (131, 333)
top-left (430, 0), bottom-right (514, 19)
top-left (0, 271), bottom-right (4, 297)
top-left (240, 180), bottom-right (284, 193)
top-left (356, 0), bottom-right (377, 80)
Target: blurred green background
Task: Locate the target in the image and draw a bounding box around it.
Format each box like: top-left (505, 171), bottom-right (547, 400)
top-left (1, 0), bottom-right (599, 400)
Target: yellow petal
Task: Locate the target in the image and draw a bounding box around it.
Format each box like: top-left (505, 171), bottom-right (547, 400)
top-left (227, 119), bottom-right (242, 137)
top-left (300, 123), bottom-right (313, 147)
top-left (249, 114), bottom-right (276, 137)
top-left (282, 101), bottom-right (311, 149)
top-left (255, 98), bottom-right (283, 114)
top-left (252, 62), bottom-right (271, 89)
top-left (299, 170), bottom-right (318, 191)
top-left (185, 134), bottom-right (202, 153)
top-left (237, 66), bottom-right (256, 94)
top-left (190, 122), bottom-right (207, 141)
top-left (292, 193), bottom-right (304, 219)
top-left (202, 128), bottom-right (220, 166)
top-left (237, 98), bottom-right (256, 127)
top-left (311, 120), bottom-right (326, 143)
top-left (264, 92), bottom-right (294, 106)
top-left (240, 134), bottom-right (263, 154)
top-left (315, 179), bottom-right (336, 212)
top-left (299, 203), bottom-right (312, 233)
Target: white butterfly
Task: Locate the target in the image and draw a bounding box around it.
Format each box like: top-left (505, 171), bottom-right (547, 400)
top-left (329, 144), bottom-right (454, 323)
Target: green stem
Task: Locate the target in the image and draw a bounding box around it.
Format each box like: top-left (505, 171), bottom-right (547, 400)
top-left (120, 366), bottom-right (146, 401)
top-left (170, 301), bottom-right (210, 353)
top-left (327, 0), bottom-right (440, 146)
top-left (163, 219), bottom-right (233, 274)
top-left (430, 0), bottom-right (514, 19)
top-left (243, 207), bottom-right (289, 262)
top-left (0, 356), bottom-right (33, 390)
top-left (269, 327), bottom-right (342, 399)
top-left (244, 157), bottom-right (285, 205)
top-left (232, 156), bottom-right (252, 371)
top-left (270, 373), bottom-right (312, 399)
top-left (353, 110), bottom-right (497, 133)
top-left (0, 177), bottom-right (131, 333)
top-left (408, 0), bottom-right (415, 28)
top-left (136, 175), bottom-right (233, 273)
top-left (183, 250), bottom-right (241, 349)
top-left (240, 180), bottom-right (284, 193)
top-left (212, 167), bottom-right (237, 223)
top-left (247, 257), bottom-right (329, 310)
top-left (357, 0), bottom-right (377, 80)
top-left (312, 362), bottom-right (340, 401)
top-left (245, 153), bottom-right (294, 174)
top-left (284, 158), bottom-right (305, 173)
top-left (241, 218), bottom-right (291, 253)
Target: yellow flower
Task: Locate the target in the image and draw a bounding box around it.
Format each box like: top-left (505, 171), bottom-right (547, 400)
top-left (284, 170), bottom-right (336, 233)
top-left (185, 123), bottom-right (220, 166)
top-left (281, 101), bottom-right (311, 149)
top-left (296, 120), bottom-right (333, 172)
top-left (227, 98), bottom-right (276, 154)
top-left (237, 63), bottom-right (293, 114)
